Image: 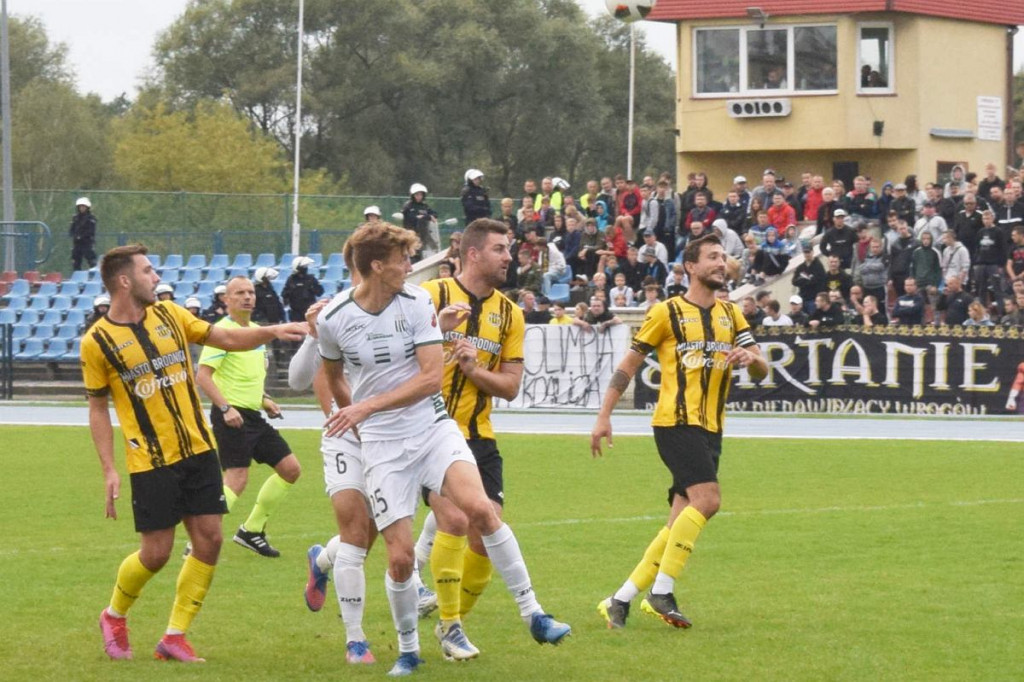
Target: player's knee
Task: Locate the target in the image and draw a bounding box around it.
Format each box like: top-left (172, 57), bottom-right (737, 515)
top-left (433, 505), bottom-right (469, 536)
top-left (463, 497), bottom-right (500, 535)
top-left (388, 549), bottom-right (415, 582)
top-left (277, 456), bottom-right (301, 483)
top-left (691, 492), bottom-right (720, 519)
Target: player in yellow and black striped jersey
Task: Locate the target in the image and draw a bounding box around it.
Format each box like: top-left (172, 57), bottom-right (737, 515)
top-left (414, 218), bottom-right (535, 655)
top-left (85, 244), bottom-right (307, 662)
top-left (591, 235), bottom-right (767, 631)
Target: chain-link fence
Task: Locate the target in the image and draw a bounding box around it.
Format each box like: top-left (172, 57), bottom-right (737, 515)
top-left (12, 189), bottom-right (467, 274)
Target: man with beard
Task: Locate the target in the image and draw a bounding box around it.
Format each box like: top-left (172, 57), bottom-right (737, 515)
top-left (591, 234), bottom-right (767, 630)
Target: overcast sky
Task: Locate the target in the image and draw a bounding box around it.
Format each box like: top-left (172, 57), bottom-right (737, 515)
top-left (14, 0), bottom-right (1024, 102)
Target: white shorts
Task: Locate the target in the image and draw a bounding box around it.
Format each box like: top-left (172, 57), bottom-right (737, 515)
top-left (321, 432), bottom-right (367, 498)
top-left (361, 419), bottom-right (474, 531)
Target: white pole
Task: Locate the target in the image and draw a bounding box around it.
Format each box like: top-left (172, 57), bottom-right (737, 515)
top-left (1, 0), bottom-right (15, 272)
top-left (289, 0), bottom-right (304, 256)
top-left (627, 23), bottom-right (636, 180)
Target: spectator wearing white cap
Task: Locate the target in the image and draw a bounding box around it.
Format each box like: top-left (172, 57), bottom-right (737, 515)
top-left (363, 205), bottom-right (382, 223)
top-left (155, 283), bottom-right (175, 302)
top-left (788, 295), bottom-right (809, 325)
top-left (641, 229), bottom-right (669, 267)
top-left (70, 196), bottom-right (98, 271)
top-left (184, 297), bottom-right (202, 316)
top-left (461, 168), bottom-right (491, 224)
top-left (820, 209), bottom-right (857, 269)
top-left (732, 175), bottom-right (751, 213)
top-left (203, 284), bottom-right (229, 324)
top-left (253, 267), bottom-right (285, 324)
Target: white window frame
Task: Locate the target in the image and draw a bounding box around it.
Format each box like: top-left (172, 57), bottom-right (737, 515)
top-left (692, 23), bottom-right (838, 98)
top-left (856, 22), bottom-right (895, 95)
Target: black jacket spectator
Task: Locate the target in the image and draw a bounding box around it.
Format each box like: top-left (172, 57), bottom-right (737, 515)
top-left (889, 196), bottom-right (917, 226)
top-left (953, 209), bottom-right (984, 255)
top-left (253, 281), bottom-right (286, 324)
top-left (792, 256), bottom-right (826, 303)
top-left (461, 183), bottom-right (491, 224)
top-left (820, 224), bottom-right (857, 269)
top-left (936, 290), bottom-right (971, 326)
top-left (810, 303), bottom-right (844, 328)
top-left (282, 271), bottom-right (324, 322)
top-left (891, 292), bottom-right (925, 325)
top-left (69, 210), bottom-right (98, 271)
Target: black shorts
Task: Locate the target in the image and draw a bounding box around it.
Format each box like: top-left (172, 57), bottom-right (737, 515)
top-left (211, 406), bottom-right (292, 470)
top-left (422, 438), bottom-right (505, 507)
top-left (653, 425), bottom-right (722, 505)
top-left (129, 451), bottom-right (227, 532)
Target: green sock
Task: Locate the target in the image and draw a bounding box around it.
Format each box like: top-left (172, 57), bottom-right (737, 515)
top-left (223, 485), bottom-right (238, 513)
top-left (242, 474), bottom-right (292, 533)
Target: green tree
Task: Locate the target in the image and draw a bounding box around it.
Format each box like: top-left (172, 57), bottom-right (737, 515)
top-left (6, 15), bottom-right (72, 95)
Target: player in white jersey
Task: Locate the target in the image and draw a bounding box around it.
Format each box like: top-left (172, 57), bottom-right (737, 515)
top-left (316, 223), bottom-right (570, 676)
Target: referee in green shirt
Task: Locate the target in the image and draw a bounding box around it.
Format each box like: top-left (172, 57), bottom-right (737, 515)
top-left (197, 276), bottom-right (302, 557)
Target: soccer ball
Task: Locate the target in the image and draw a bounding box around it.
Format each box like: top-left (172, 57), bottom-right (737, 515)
top-left (605, 0), bottom-right (657, 23)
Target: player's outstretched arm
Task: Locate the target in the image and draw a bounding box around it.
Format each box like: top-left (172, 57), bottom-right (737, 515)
top-left (206, 321), bottom-right (307, 351)
top-left (591, 349), bottom-right (645, 458)
top-left (87, 394), bottom-right (119, 520)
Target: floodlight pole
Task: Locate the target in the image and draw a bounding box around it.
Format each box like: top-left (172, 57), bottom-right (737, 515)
top-left (627, 23), bottom-right (636, 179)
top-left (1, 0), bottom-right (15, 272)
top-left (289, 0), bottom-right (304, 256)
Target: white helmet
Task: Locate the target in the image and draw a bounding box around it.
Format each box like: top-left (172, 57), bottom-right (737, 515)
top-left (155, 283), bottom-right (174, 295)
top-left (409, 183), bottom-right (428, 196)
top-left (363, 205), bottom-right (381, 217)
top-left (214, 284), bottom-right (227, 295)
top-left (292, 256), bottom-right (315, 271)
top-left (465, 168), bottom-right (484, 182)
top-left (553, 177), bottom-right (570, 191)
top-left (76, 196), bottom-right (91, 208)
top-left (184, 297), bottom-right (201, 309)
top-left (93, 294), bottom-right (110, 307)
top-left (254, 266), bottom-right (279, 282)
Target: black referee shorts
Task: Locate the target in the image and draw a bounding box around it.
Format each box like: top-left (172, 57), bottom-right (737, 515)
top-left (653, 425), bottom-right (722, 505)
top-left (129, 451), bottom-right (227, 532)
top-left (211, 406), bottom-right (292, 470)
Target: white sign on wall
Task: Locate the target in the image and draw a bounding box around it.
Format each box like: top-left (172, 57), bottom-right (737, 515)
top-left (976, 95), bottom-right (1002, 142)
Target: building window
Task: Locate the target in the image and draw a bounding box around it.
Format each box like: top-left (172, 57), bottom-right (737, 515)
top-left (694, 25), bottom-right (837, 97)
top-left (857, 23), bottom-right (894, 94)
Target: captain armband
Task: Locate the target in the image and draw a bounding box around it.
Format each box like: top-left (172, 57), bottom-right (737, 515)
top-left (609, 369), bottom-right (632, 394)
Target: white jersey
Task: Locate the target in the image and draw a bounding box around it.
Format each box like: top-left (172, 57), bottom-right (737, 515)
top-left (317, 283), bottom-right (447, 442)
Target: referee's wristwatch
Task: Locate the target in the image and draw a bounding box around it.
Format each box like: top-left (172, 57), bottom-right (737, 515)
top-left (219, 404), bottom-right (231, 414)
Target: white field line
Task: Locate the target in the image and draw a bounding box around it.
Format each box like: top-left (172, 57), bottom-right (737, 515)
top-left (4, 498), bottom-right (1021, 558)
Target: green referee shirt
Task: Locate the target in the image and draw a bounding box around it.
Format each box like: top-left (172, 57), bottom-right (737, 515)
top-left (198, 317), bottom-right (268, 410)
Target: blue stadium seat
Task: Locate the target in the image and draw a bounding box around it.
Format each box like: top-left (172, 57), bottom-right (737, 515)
top-left (180, 269), bottom-right (202, 284)
top-left (195, 281), bottom-right (216, 297)
top-left (6, 279), bottom-right (29, 298)
top-left (36, 282), bottom-right (58, 297)
top-left (196, 294), bottom-right (212, 309)
top-left (320, 277), bottom-right (338, 294)
top-left (16, 309), bottom-right (39, 326)
top-left (55, 323), bottom-right (79, 341)
top-left (0, 308), bottom-right (15, 325)
top-left (231, 253), bottom-right (253, 270)
top-left (161, 254), bottom-right (183, 270)
top-left (305, 253), bottom-right (323, 269)
top-left (62, 338), bottom-right (82, 361)
top-left (159, 269), bottom-right (180, 284)
top-left (64, 310), bottom-right (85, 328)
top-left (207, 254), bottom-right (229, 271)
top-left (58, 281), bottom-right (81, 297)
top-left (323, 264), bottom-right (346, 281)
top-left (339, 278), bottom-right (352, 291)
top-left (27, 295), bottom-right (51, 311)
top-left (39, 338), bottom-right (69, 361)
top-left (11, 323), bottom-right (31, 341)
top-left (271, 279), bottom-right (285, 295)
top-left (204, 268), bottom-right (226, 283)
top-left (80, 281), bottom-right (103, 297)
top-left (326, 252), bottom-right (345, 269)
top-left (147, 254), bottom-right (162, 268)
top-left (39, 310), bottom-right (64, 326)
top-left (4, 296), bottom-right (27, 312)
top-left (70, 270), bottom-right (90, 284)
top-left (184, 254), bottom-right (207, 271)
top-left (548, 282), bottom-right (570, 304)
top-left (15, 338), bottom-right (44, 361)
top-left (277, 253), bottom-right (295, 271)
top-left (30, 323), bottom-right (55, 340)
top-left (174, 282), bottom-right (195, 299)
top-left (253, 253), bottom-right (276, 269)
top-left (73, 295), bottom-right (95, 311)
top-left (50, 295), bottom-right (72, 312)
top-left (227, 267), bottom-right (249, 279)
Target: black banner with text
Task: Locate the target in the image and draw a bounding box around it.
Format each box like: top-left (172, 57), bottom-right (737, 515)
top-left (634, 325), bottom-right (1024, 416)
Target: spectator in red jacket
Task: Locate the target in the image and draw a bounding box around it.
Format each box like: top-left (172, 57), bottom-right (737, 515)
top-left (615, 175), bottom-right (643, 224)
top-left (767, 192), bottom-right (797, 232)
top-left (803, 175), bottom-right (825, 221)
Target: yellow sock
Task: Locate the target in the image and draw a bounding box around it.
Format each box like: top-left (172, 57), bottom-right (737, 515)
top-left (431, 531), bottom-right (467, 622)
top-left (658, 506), bottom-right (707, 579)
top-left (459, 547), bottom-right (493, 618)
top-left (109, 551), bottom-right (157, 616)
top-left (242, 474), bottom-right (292, 533)
top-left (223, 485), bottom-right (238, 513)
top-left (167, 555), bottom-right (216, 634)
top-left (627, 525), bottom-right (670, 592)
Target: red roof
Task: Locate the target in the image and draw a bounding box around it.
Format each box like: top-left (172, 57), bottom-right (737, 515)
top-left (649, 1), bottom-right (1024, 27)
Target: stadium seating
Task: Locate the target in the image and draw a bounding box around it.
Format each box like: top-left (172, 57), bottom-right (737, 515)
top-left (207, 254), bottom-right (229, 271)
top-left (253, 253), bottom-right (276, 269)
top-left (159, 269), bottom-right (180, 284)
top-left (1, 270), bottom-right (16, 283)
top-left (11, 323), bottom-right (31, 341)
top-left (42, 272), bottom-right (62, 284)
top-left (50, 296), bottom-right (72, 313)
top-left (174, 282), bottom-right (195, 299)
top-left (70, 270), bottom-right (90, 284)
top-left (39, 338), bottom-right (69, 361)
top-left (276, 253), bottom-right (295, 271)
top-left (18, 309), bottom-right (40, 326)
top-left (184, 254), bottom-right (207, 271)
top-left (271, 279), bottom-right (285, 296)
top-left (180, 269), bottom-right (202, 285)
top-left (23, 271), bottom-right (40, 284)
top-left (5, 279), bottom-right (29, 298)
top-left (40, 310), bottom-right (64, 326)
top-left (30, 324), bottom-right (55, 341)
top-left (80, 281), bottom-right (103, 297)
top-left (305, 253), bottom-right (323, 269)
top-left (4, 296), bottom-right (27, 312)
top-left (27, 295), bottom-right (51, 312)
top-left (65, 310), bottom-right (85, 327)
top-left (0, 309), bottom-right (15, 325)
top-left (15, 338), bottom-right (44, 361)
top-left (58, 282), bottom-right (80, 297)
top-left (161, 254), bottom-right (183, 270)
top-left (323, 264), bottom-right (346, 282)
top-left (147, 254), bottom-right (161, 268)
top-left (231, 253), bottom-right (253, 271)
top-left (35, 282), bottom-right (58, 297)
top-left (63, 338), bottom-right (82, 361)
top-left (73, 295), bottom-right (95, 311)
top-left (55, 323), bottom-right (79, 341)
top-left (195, 281), bottom-right (217, 297)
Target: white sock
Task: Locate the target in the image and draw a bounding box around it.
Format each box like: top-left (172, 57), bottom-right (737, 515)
top-left (482, 523), bottom-right (542, 622)
top-left (613, 580), bottom-right (640, 603)
top-left (334, 542), bottom-right (367, 643)
top-left (318, 535), bottom-right (341, 574)
top-left (651, 571), bottom-right (674, 595)
top-left (414, 511), bottom-right (437, 577)
top-left (385, 573), bottom-right (419, 654)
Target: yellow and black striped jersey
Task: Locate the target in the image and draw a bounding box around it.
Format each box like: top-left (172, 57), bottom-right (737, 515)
top-left (420, 277), bottom-right (524, 441)
top-left (81, 301), bottom-right (214, 473)
top-left (631, 296), bottom-right (755, 434)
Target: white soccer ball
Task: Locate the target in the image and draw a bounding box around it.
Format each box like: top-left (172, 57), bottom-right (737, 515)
top-left (605, 0), bottom-right (657, 23)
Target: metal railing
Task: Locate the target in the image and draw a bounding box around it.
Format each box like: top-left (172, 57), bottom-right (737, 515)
top-left (0, 220), bottom-right (53, 274)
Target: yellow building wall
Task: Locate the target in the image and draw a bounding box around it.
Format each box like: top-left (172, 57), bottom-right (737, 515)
top-left (674, 14), bottom-right (1008, 187)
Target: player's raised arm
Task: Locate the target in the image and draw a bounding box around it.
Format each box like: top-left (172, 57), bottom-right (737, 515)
top-left (591, 349), bottom-right (646, 458)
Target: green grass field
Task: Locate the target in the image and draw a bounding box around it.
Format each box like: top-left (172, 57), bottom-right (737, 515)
top-left (2, 425), bottom-right (1021, 681)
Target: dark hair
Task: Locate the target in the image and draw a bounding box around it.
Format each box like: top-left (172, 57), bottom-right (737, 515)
top-left (461, 218), bottom-right (510, 259)
top-left (100, 243), bottom-right (149, 291)
top-left (682, 234), bottom-right (722, 265)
